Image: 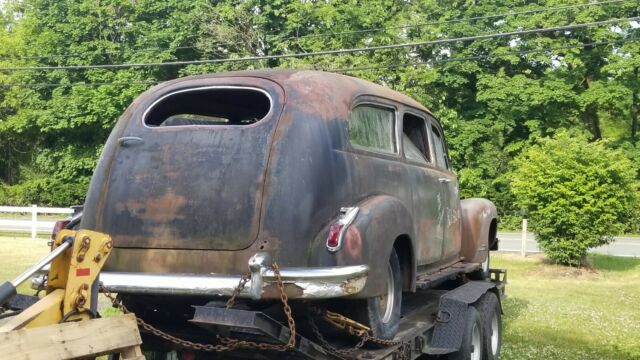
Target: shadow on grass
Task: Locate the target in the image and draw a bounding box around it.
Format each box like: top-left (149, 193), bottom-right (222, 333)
top-left (589, 254), bottom-right (640, 272)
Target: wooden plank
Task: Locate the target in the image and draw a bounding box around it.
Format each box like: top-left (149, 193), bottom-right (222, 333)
top-left (0, 289), bottom-right (64, 332)
top-left (0, 313), bottom-right (143, 360)
top-left (121, 344), bottom-right (145, 360)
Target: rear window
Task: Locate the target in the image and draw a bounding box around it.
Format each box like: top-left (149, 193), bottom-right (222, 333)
top-left (145, 87), bottom-right (271, 127)
top-left (348, 105), bottom-right (396, 154)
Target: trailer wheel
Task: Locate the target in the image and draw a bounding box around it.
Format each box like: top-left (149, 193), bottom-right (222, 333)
top-left (475, 292), bottom-right (502, 360)
top-left (446, 306), bottom-right (484, 360)
top-left (351, 247), bottom-right (402, 340)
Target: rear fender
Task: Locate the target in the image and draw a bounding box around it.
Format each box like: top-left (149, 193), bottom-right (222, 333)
top-left (460, 198), bottom-right (497, 264)
top-left (309, 195), bottom-right (415, 298)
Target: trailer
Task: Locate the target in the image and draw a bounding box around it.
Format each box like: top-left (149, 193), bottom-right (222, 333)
top-left (123, 267), bottom-right (506, 360)
top-left (1, 228), bottom-right (506, 360)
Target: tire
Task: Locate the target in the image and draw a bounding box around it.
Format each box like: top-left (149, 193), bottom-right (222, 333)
top-left (475, 292), bottom-right (502, 360)
top-left (350, 247), bottom-right (402, 340)
top-left (446, 306), bottom-right (484, 360)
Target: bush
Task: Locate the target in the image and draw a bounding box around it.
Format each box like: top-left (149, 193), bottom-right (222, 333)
top-left (510, 132), bottom-right (638, 265)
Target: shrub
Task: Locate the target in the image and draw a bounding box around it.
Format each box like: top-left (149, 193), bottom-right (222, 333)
top-left (510, 132), bottom-right (638, 265)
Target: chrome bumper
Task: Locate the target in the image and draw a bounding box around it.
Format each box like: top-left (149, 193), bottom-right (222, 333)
top-left (33, 252), bottom-right (369, 300)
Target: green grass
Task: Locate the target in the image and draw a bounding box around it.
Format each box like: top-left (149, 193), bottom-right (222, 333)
top-left (0, 212), bottom-right (65, 220)
top-left (0, 236), bottom-right (50, 294)
top-left (0, 230), bottom-right (55, 238)
top-left (494, 253), bottom-right (640, 360)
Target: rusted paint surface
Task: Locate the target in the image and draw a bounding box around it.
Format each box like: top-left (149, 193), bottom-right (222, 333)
top-left (81, 70), bottom-right (496, 300)
top-left (460, 198), bottom-right (497, 264)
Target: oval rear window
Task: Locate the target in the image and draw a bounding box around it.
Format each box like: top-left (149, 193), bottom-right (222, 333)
top-left (145, 87), bottom-right (271, 127)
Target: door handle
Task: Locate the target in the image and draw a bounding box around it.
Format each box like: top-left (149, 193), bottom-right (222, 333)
top-left (438, 178), bottom-right (451, 184)
top-left (118, 136), bottom-right (144, 147)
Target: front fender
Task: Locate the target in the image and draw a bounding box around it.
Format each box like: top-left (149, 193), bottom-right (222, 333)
top-left (308, 195), bottom-right (415, 298)
top-left (460, 198), bottom-right (497, 264)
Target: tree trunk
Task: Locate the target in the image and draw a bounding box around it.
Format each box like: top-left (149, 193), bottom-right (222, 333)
top-left (632, 67), bottom-right (639, 145)
top-left (582, 75), bottom-right (602, 140)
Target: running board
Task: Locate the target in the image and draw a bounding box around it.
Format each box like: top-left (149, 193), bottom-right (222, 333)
top-left (415, 262), bottom-right (480, 290)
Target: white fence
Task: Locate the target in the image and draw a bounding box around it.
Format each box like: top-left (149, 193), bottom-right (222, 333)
top-left (0, 205), bottom-right (73, 239)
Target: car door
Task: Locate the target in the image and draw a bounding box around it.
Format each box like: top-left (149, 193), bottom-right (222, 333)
top-left (428, 121), bottom-right (462, 261)
top-left (401, 110), bottom-right (444, 266)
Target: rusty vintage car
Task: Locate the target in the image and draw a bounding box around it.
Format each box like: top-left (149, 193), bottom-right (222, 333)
top-left (80, 70), bottom-right (498, 340)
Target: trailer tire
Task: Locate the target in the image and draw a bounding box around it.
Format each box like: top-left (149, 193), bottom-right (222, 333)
top-left (446, 306), bottom-right (484, 360)
top-left (475, 292), bottom-right (502, 360)
top-left (351, 247), bottom-right (402, 340)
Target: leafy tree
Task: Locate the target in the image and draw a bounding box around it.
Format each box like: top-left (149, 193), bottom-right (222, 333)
top-left (0, 0), bottom-right (205, 205)
top-left (0, 0), bottom-right (638, 250)
top-left (510, 131), bottom-right (638, 265)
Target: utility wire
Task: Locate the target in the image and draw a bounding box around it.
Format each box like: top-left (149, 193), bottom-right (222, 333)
top-left (333, 38), bottom-right (639, 73)
top-left (0, 80), bottom-right (158, 88)
top-left (0, 16), bottom-right (637, 72)
top-left (268, 0), bottom-right (628, 42)
top-left (2, 38), bottom-right (635, 88)
top-left (0, 0), bottom-right (626, 61)
top-left (0, 46), bottom-right (196, 61)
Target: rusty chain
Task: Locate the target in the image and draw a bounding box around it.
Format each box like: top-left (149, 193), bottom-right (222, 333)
top-left (307, 307), bottom-right (410, 360)
top-left (100, 262), bottom-right (296, 353)
top-left (224, 271), bottom-right (250, 309)
top-left (101, 262), bottom-right (408, 358)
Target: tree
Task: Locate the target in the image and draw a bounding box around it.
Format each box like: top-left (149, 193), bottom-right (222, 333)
top-left (510, 131), bottom-right (638, 265)
top-left (0, 0), bottom-right (204, 205)
top-left (0, 0), bottom-right (638, 231)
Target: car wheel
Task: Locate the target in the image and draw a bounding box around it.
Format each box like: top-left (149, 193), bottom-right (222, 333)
top-left (351, 247), bottom-right (402, 340)
top-left (446, 306), bottom-right (484, 360)
top-left (475, 292), bottom-right (502, 360)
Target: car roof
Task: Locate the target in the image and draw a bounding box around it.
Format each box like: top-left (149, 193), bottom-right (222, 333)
top-left (153, 69), bottom-right (435, 118)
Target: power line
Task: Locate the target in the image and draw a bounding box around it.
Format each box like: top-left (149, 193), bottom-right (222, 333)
top-left (0, 80), bottom-right (157, 88)
top-left (268, 0), bottom-right (628, 42)
top-left (0, 46), bottom-right (196, 61)
top-left (0, 16), bottom-right (637, 72)
top-left (0, 0), bottom-right (625, 62)
top-left (0, 1), bottom-right (632, 61)
top-left (3, 38), bottom-right (636, 88)
top-left (332, 38), bottom-right (639, 73)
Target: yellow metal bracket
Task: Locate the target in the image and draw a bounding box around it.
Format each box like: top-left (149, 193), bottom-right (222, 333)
top-left (12, 229), bottom-right (115, 327)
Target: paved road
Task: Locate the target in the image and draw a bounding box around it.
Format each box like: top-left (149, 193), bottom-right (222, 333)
top-left (497, 232), bottom-right (640, 257)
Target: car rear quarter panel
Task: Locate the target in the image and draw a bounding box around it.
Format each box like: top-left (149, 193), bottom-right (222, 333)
top-left (460, 198), bottom-right (497, 264)
top-left (308, 195), bottom-right (416, 298)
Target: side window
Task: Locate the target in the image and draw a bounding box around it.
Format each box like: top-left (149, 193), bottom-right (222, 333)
top-left (431, 125), bottom-right (450, 170)
top-left (348, 105), bottom-right (396, 154)
top-left (402, 113), bottom-right (430, 165)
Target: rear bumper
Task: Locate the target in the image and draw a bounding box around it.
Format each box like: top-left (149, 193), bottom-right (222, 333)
top-left (34, 252), bottom-right (369, 300)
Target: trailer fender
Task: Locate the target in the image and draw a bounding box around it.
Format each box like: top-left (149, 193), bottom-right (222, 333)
top-left (427, 281), bottom-right (501, 355)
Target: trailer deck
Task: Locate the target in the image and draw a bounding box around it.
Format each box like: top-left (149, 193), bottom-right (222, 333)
top-left (144, 269), bottom-right (506, 360)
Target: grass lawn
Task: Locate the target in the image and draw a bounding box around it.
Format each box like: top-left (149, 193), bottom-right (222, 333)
top-left (494, 253), bottom-right (640, 360)
top-left (0, 212), bottom-right (65, 220)
top-left (0, 236), bottom-right (50, 294)
top-left (1, 237), bottom-right (638, 359)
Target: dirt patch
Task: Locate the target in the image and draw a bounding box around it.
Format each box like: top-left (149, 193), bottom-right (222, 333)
top-left (526, 262), bottom-right (601, 279)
